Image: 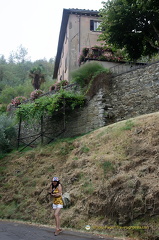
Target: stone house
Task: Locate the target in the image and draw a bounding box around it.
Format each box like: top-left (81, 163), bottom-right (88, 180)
top-left (53, 8), bottom-right (103, 82)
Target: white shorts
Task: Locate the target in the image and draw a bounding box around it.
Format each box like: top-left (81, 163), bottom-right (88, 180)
top-left (52, 204), bottom-right (63, 209)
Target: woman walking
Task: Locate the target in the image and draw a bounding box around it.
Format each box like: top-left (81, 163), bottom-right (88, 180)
top-left (50, 177), bottom-right (63, 236)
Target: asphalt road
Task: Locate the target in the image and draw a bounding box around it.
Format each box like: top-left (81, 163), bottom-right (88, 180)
top-left (0, 220), bottom-right (116, 240)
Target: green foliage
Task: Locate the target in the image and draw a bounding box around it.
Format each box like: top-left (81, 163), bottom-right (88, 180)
top-left (30, 89), bottom-right (44, 100)
top-left (9, 45), bottom-right (29, 64)
top-left (0, 201), bottom-right (18, 218)
top-left (0, 86), bottom-right (17, 104)
top-left (100, 0), bottom-right (159, 60)
top-left (11, 96), bottom-right (27, 106)
top-left (15, 89), bottom-right (86, 122)
top-left (0, 82), bottom-right (33, 104)
top-left (49, 80), bottom-right (68, 91)
top-left (29, 66), bottom-right (46, 90)
top-left (80, 145), bottom-right (90, 153)
top-left (120, 120), bottom-right (135, 131)
top-left (101, 161), bottom-right (114, 177)
top-left (79, 46), bottom-right (125, 65)
top-left (82, 181), bottom-right (94, 194)
top-left (42, 78), bottom-right (56, 92)
top-left (71, 62), bottom-right (109, 88)
top-left (0, 55), bottom-right (32, 89)
top-left (0, 114), bottom-right (17, 153)
top-left (59, 144), bottom-right (75, 156)
top-left (0, 104), bottom-right (7, 114)
top-left (0, 52), bottom-right (55, 105)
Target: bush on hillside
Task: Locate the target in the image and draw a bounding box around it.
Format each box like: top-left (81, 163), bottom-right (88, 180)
top-left (0, 114), bottom-right (17, 153)
top-left (0, 83), bottom-right (32, 105)
top-left (6, 96), bottom-right (27, 112)
top-left (11, 96), bottom-right (27, 107)
top-left (30, 89), bottom-right (44, 100)
top-left (0, 105), bottom-right (7, 114)
top-left (49, 80), bottom-right (69, 92)
top-left (71, 62), bottom-right (109, 88)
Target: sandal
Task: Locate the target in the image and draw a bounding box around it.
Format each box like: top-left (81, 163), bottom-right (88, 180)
top-left (54, 229), bottom-right (59, 236)
top-left (54, 229), bottom-right (62, 236)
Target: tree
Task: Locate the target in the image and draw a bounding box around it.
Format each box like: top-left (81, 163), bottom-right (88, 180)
top-left (0, 55), bottom-right (6, 64)
top-left (8, 45), bottom-right (29, 64)
top-left (0, 51), bottom-right (54, 105)
top-left (0, 114), bottom-right (17, 153)
top-left (99, 0), bottom-right (159, 60)
top-left (0, 55), bottom-right (6, 83)
top-left (14, 45), bottom-right (30, 63)
top-left (29, 66), bottom-right (45, 90)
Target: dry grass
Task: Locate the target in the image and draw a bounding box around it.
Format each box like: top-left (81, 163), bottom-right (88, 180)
top-left (0, 112), bottom-right (159, 240)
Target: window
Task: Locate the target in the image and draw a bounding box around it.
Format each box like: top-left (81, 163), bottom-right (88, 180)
top-left (90, 20), bottom-right (102, 31)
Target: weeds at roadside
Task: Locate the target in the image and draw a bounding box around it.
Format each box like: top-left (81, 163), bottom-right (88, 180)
top-left (0, 201), bottom-right (18, 219)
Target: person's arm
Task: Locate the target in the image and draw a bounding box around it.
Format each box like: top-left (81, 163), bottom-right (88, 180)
top-left (48, 184), bottom-right (53, 194)
top-left (52, 184), bottom-right (62, 197)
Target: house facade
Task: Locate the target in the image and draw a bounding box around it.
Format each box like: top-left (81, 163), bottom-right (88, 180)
top-left (53, 8), bottom-right (103, 81)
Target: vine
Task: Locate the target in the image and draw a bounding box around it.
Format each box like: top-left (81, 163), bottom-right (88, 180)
top-left (15, 89), bottom-right (86, 122)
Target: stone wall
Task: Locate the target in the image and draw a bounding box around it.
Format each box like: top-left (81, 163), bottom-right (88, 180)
top-left (18, 89), bottom-right (106, 146)
top-left (18, 62), bottom-right (159, 146)
top-left (107, 62), bottom-right (159, 122)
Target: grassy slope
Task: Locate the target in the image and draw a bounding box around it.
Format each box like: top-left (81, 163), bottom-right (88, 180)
top-left (0, 112), bottom-right (159, 240)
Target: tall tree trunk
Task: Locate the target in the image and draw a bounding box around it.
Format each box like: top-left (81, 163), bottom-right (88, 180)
top-left (33, 74), bottom-right (40, 89)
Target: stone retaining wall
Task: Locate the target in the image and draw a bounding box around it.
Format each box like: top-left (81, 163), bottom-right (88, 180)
top-left (108, 62), bottom-right (159, 122)
top-left (19, 62), bottom-right (159, 146)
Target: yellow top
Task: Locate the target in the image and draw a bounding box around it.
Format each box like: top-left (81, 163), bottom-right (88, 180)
top-left (53, 187), bottom-right (63, 205)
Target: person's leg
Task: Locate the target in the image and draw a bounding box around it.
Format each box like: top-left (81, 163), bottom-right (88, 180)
top-left (54, 208), bottom-right (61, 230)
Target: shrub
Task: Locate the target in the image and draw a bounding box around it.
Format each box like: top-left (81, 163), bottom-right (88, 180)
top-left (15, 89), bottom-right (86, 122)
top-left (0, 114), bottom-right (17, 153)
top-left (60, 80), bottom-right (69, 87)
top-left (49, 84), bottom-right (56, 91)
top-left (101, 161), bottom-right (114, 177)
top-left (0, 86), bottom-right (17, 104)
top-left (82, 47), bottom-right (89, 57)
top-left (49, 80), bottom-right (69, 92)
top-left (7, 96), bottom-right (27, 111)
top-left (71, 62), bottom-right (107, 88)
top-left (30, 89), bottom-right (44, 100)
top-left (11, 96), bottom-right (27, 107)
top-left (6, 103), bottom-right (13, 112)
top-left (0, 105), bottom-right (7, 114)
top-left (78, 46), bottom-right (125, 65)
top-left (120, 120), bottom-right (135, 131)
top-left (0, 83), bottom-right (32, 105)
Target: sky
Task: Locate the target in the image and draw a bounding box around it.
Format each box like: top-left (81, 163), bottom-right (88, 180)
top-left (0, 0), bottom-right (103, 62)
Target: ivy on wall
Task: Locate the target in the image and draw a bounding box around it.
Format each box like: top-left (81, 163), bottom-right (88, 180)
top-left (15, 89), bottom-right (86, 122)
top-left (15, 63), bottom-right (110, 123)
